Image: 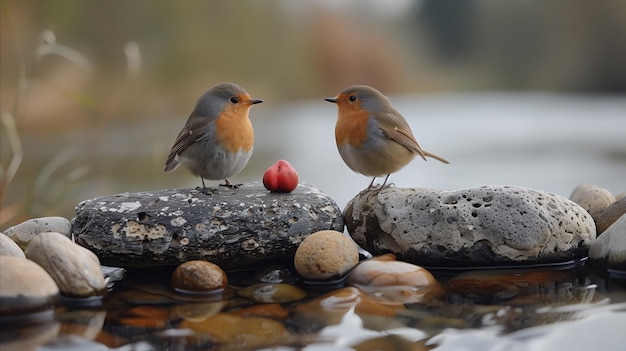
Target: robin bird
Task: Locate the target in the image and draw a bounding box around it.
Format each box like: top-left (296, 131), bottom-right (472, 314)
top-left (325, 85), bottom-right (449, 189)
top-left (164, 82), bottom-right (263, 192)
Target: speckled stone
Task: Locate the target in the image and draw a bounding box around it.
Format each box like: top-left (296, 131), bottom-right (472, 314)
top-left (171, 260), bottom-right (227, 293)
top-left (4, 216), bottom-right (71, 249)
top-left (596, 197), bottom-right (626, 234)
top-left (72, 182), bottom-right (345, 269)
top-left (294, 230), bottom-right (359, 280)
top-left (0, 232), bottom-right (25, 258)
top-left (0, 255), bottom-right (59, 316)
top-left (345, 186), bottom-right (596, 267)
top-left (26, 232), bottom-right (106, 298)
top-left (589, 214), bottom-right (626, 270)
top-left (570, 184), bottom-right (615, 223)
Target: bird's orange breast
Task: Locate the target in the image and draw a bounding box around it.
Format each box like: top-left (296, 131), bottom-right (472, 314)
top-left (214, 107), bottom-right (254, 152)
top-left (335, 106), bottom-right (370, 148)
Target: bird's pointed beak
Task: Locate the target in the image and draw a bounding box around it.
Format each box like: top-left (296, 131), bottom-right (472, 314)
top-left (324, 97), bottom-right (338, 103)
top-left (249, 99), bottom-right (263, 105)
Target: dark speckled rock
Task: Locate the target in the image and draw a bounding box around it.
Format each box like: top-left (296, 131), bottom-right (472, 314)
top-left (72, 182), bottom-right (344, 269)
top-left (344, 186), bottom-right (596, 267)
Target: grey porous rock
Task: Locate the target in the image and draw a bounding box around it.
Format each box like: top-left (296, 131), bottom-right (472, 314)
top-left (345, 186), bottom-right (596, 267)
top-left (72, 182), bottom-right (345, 269)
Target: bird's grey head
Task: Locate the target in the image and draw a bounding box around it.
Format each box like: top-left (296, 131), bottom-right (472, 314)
top-left (193, 82), bottom-right (249, 118)
top-left (341, 85), bottom-right (393, 112)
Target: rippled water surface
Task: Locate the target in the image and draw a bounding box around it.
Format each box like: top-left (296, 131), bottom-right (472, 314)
top-left (3, 263), bottom-right (626, 350)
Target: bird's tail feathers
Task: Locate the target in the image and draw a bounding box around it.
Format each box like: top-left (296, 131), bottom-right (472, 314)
top-left (423, 151), bottom-right (450, 164)
top-left (163, 159), bottom-right (179, 173)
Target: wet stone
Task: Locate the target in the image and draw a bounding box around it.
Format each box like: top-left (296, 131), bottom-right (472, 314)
top-left (0, 255), bottom-right (59, 317)
top-left (294, 230), bottom-right (359, 280)
top-left (4, 216), bottom-right (71, 249)
top-left (172, 301), bottom-right (225, 322)
top-left (345, 186), bottom-right (596, 267)
top-left (72, 182), bottom-right (345, 269)
top-left (0, 232), bottom-right (25, 258)
top-left (347, 254), bottom-right (442, 304)
top-left (443, 269), bottom-right (606, 306)
top-left (26, 232), bottom-right (106, 298)
top-left (348, 253), bottom-right (437, 287)
top-left (589, 214), bottom-right (626, 270)
top-left (290, 287), bottom-right (404, 333)
top-left (170, 260), bottom-right (227, 294)
top-left (236, 283), bottom-right (306, 304)
top-left (180, 313), bottom-right (289, 350)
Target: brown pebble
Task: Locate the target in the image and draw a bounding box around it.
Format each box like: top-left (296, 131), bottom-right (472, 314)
top-left (596, 197), bottom-right (626, 234)
top-left (171, 260), bottom-right (227, 293)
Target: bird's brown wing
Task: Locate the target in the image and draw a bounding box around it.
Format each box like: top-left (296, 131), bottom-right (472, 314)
top-left (164, 114), bottom-right (208, 171)
top-left (378, 112), bottom-right (449, 164)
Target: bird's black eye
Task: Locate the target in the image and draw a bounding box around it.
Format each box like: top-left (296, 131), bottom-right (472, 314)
top-left (349, 95), bottom-right (357, 102)
top-left (230, 96), bottom-right (239, 104)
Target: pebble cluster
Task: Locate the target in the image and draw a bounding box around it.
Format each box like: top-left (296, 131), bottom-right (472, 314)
top-left (1, 181), bottom-right (624, 330)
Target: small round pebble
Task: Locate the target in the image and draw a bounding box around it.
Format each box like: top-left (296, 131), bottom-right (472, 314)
top-left (0, 255), bottom-right (59, 316)
top-left (171, 260), bottom-right (227, 293)
top-left (348, 254), bottom-right (437, 287)
top-left (0, 232), bottom-right (25, 258)
top-left (26, 232), bottom-right (106, 298)
top-left (570, 184), bottom-right (615, 222)
top-left (596, 197), bottom-right (626, 234)
top-left (4, 216), bottom-right (71, 249)
top-left (294, 230), bottom-right (359, 280)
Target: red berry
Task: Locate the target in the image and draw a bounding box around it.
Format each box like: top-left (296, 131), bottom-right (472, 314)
top-left (263, 160), bottom-right (299, 193)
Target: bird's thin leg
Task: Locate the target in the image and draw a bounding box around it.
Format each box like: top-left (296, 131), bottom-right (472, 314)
top-left (367, 177), bottom-right (377, 189)
top-left (381, 174), bottom-right (391, 187)
top-left (196, 177), bottom-right (215, 195)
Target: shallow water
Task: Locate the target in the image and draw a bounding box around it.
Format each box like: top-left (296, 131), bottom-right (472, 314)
top-left (2, 262), bottom-right (626, 350)
top-left (3, 93), bottom-right (626, 350)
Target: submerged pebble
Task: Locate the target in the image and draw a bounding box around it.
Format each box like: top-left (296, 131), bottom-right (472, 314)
top-left (236, 283), bottom-right (306, 304)
top-left (171, 301), bottom-right (225, 322)
top-left (291, 287), bottom-right (404, 332)
top-left (347, 254), bottom-right (442, 303)
top-left (170, 260), bottom-right (227, 294)
top-left (348, 253), bottom-right (438, 287)
top-left (294, 230), bottom-right (359, 280)
top-left (26, 232), bottom-right (106, 298)
top-left (180, 313), bottom-right (289, 349)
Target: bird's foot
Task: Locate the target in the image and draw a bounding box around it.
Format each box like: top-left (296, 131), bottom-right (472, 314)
top-left (195, 186), bottom-right (215, 196)
top-left (219, 180), bottom-right (242, 189)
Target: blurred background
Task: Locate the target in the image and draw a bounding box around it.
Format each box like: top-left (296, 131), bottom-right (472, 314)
top-left (1, 0), bottom-right (625, 228)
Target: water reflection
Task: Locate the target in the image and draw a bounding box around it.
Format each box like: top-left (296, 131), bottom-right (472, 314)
top-left (2, 263), bottom-right (624, 350)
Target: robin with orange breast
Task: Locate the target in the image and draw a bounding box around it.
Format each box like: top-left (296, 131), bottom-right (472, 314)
top-left (164, 82), bottom-right (263, 193)
top-left (325, 85), bottom-right (449, 189)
